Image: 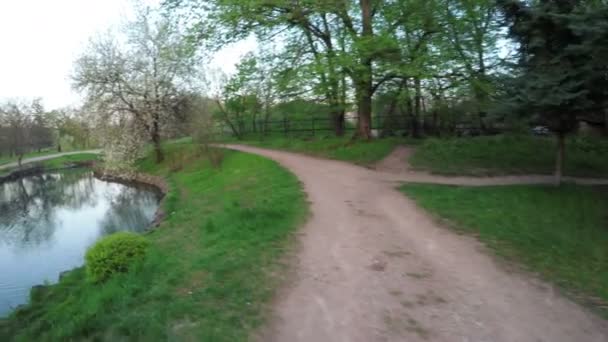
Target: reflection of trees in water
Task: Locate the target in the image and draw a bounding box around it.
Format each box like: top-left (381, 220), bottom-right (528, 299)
top-left (99, 186), bottom-right (158, 235)
top-left (0, 171), bottom-right (158, 249)
top-left (0, 171), bottom-right (101, 248)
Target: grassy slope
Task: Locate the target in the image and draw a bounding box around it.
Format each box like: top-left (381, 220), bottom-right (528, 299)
top-left (234, 136), bottom-right (411, 165)
top-left (1, 142), bottom-right (307, 341)
top-left (402, 184), bottom-right (608, 314)
top-left (410, 135), bottom-right (608, 177)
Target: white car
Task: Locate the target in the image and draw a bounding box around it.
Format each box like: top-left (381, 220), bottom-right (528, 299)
top-left (532, 126), bottom-right (550, 136)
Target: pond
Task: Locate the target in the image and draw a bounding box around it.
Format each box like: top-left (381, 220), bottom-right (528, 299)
top-left (0, 170), bottom-right (160, 317)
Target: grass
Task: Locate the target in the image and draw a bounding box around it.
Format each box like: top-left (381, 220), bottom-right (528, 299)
top-left (41, 153), bottom-right (100, 168)
top-left (0, 153), bottom-right (100, 178)
top-left (230, 135), bottom-right (414, 165)
top-left (1, 141), bottom-right (307, 341)
top-left (0, 149), bottom-right (57, 166)
top-left (402, 183), bottom-right (608, 314)
top-left (410, 135), bottom-right (608, 177)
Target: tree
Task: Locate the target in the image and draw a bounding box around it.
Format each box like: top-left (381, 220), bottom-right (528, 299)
top-left (73, 8), bottom-right (199, 163)
top-left (443, 0), bottom-right (507, 131)
top-left (30, 98), bottom-right (54, 152)
top-left (0, 100), bottom-right (53, 166)
top-left (170, 0), bottom-right (391, 138)
top-left (499, 0), bottom-right (608, 184)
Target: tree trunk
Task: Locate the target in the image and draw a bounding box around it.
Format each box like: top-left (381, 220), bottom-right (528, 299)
top-left (332, 110), bottom-right (345, 136)
top-left (413, 77), bottom-right (422, 138)
top-left (356, 0), bottom-right (373, 140)
top-left (604, 109), bottom-right (608, 136)
top-left (356, 85), bottom-right (373, 139)
top-left (152, 120), bottom-right (164, 164)
top-left (554, 131), bottom-right (565, 186)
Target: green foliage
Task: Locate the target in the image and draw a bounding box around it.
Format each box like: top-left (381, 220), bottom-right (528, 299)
top-left (402, 184), bottom-right (608, 315)
top-left (410, 135), bottom-right (608, 177)
top-left (85, 232), bottom-right (150, 283)
top-left (500, 0), bottom-right (608, 132)
top-left (2, 142), bottom-right (307, 341)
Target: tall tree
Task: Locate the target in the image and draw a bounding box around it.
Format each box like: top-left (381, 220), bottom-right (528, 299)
top-left (500, 0), bottom-right (608, 184)
top-left (170, 0), bottom-right (401, 138)
top-left (73, 8), bottom-right (199, 163)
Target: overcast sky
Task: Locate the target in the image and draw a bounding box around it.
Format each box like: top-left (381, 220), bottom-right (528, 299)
top-left (0, 0), bottom-right (255, 110)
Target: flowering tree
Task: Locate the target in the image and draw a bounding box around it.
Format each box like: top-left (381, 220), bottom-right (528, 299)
top-left (73, 8), bottom-right (199, 163)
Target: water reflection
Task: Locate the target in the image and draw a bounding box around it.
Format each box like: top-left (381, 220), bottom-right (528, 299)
top-left (0, 170), bottom-right (159, 316)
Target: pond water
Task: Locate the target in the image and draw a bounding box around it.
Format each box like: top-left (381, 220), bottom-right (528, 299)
top-left (0, 170), bottom-right (160, 316)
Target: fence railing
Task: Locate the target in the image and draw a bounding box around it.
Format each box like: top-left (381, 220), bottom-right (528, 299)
top-left (217, 114), bottom-right (431, 137)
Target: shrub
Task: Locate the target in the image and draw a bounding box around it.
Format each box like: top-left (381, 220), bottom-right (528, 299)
top-left (85, 232), bottom-right (149, 283)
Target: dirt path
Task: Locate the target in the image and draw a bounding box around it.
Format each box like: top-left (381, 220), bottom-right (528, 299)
top-left (223, 144), bottom-right (608, 342)
top-left (0, 150), bottom-right (102, 171)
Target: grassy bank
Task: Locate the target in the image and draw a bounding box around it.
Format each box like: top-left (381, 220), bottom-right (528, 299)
top-left (233, 136), bottom-right (412, 165)
top-left (1, 142), bottom-right (307, 341)
top-left (0, 149), bottom-right (57, 166)
top-left (410, 135), bottom-right (608, 177)
top-left (0, 153), bottom-right (100, 178)
top-left (402, 184), bottom-right (608, 314)
top-left (42, 153), bottom-right (100, 168)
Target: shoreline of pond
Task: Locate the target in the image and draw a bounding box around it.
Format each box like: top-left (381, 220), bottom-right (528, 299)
top-left (0, 161), bottom-right (169, 228)
top-left (0, 165), bottom-right (168, 318)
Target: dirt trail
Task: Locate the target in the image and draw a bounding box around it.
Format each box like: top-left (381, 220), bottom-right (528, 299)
top-left (223, 144), bottom-right (608, 342)
top-left (0, 150), bottom-right (102, 171)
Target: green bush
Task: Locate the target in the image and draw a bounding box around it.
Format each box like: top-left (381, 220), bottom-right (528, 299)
top-left (85, 232), bottom-right (149, 283)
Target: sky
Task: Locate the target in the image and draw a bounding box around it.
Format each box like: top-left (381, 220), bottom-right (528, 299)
top-left (0, 0), bottom-right (256, 110)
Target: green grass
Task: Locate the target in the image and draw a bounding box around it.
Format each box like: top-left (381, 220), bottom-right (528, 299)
top-left (1, 142), bottom-right (307, 341)
top-left (232, 136), bottom-right (414, 165)
top-left (0, 153), bottom-right (100, 178)
top-left (410, 135), bottom-right (608, 177)
top-left (41, 153), bottom-right (100, 169)
top-left (0, 149), bottom-right (57, 166)
top-left (402, 183), bottom-right (608, 314)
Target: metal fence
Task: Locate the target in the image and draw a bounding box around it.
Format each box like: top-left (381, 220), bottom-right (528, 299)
top-left (217, 114), bottom-right (423, 137)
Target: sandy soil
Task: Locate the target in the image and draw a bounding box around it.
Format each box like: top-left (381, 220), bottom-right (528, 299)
top-left (222, 144), bottom-right (608, 342)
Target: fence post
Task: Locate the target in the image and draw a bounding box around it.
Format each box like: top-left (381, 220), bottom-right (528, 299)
top-left (283, 117), bottom-right (287, 136)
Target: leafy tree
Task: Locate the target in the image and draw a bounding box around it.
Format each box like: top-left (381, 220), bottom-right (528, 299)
top-left (0, 100), bottom-right (54, 165)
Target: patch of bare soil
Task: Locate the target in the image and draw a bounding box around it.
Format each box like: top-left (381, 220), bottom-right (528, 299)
top-left (373, 146), bottom-right (415, 174)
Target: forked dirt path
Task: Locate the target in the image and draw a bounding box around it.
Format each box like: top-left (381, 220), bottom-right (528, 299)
top-left (222, 144), bottom-right (608, 342)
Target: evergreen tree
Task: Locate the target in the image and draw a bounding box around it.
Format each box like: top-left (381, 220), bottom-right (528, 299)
top-left (500, 0), bottom-right (608, 184)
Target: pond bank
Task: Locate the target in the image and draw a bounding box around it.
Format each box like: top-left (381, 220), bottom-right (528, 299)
top-left (0, 161), bottom-right (93, 183)
top-left (93, 169), bottom-right (169, 227)
top-left (0, 167), bottom-right (161, 318)
top-left (1, 144), bottom-right (307, 341)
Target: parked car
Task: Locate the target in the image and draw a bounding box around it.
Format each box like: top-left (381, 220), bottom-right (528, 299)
top-left (531, 126), bottom-right (550, 136)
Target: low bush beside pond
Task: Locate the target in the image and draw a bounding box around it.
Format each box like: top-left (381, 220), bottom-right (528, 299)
top-left (85, 232), bottom-right (150, 283)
